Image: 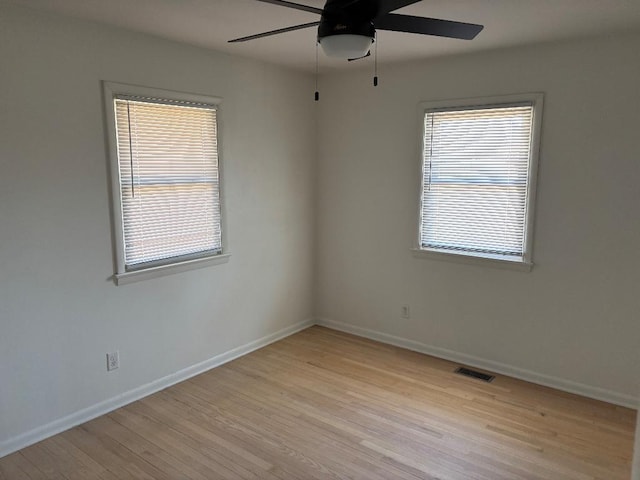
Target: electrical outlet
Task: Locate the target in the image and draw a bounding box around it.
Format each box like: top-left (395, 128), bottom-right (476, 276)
top-left (401, 305), bottom-right (410, 319)
top-left (106, 351), bottom-right (119, 371)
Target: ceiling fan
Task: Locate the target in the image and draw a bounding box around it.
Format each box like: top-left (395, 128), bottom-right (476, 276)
top-left (229, 0), bottom-right (484, 60)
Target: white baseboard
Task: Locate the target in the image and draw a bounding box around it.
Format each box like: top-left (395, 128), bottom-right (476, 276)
top-left (0, 319), bottom-right (314, 459)
top-left (316, 318), bottom-right (638, 409)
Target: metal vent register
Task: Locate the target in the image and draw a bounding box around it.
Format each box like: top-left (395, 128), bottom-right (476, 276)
top-left (455, 367), bottom-right (495, 383)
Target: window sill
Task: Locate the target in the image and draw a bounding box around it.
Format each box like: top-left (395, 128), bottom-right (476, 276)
top-left (114, 253), bottom-right (231, 285)
top-left (411, 248), bottom-right (532, 272)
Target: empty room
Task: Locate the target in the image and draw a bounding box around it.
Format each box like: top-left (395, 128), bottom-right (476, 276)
top-left (1, 0), bottom-right (639, 478)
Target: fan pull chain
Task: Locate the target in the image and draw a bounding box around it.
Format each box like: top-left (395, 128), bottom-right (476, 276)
top-left (315, 42), bottom-right (320, 101)
top-left (373, 34), bottom-right (378, 87)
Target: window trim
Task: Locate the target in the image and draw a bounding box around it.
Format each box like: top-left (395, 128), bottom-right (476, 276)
top-left (413, 93), bottom-right (544, 271)
top-left (102, 81), bottom-right (229, 285)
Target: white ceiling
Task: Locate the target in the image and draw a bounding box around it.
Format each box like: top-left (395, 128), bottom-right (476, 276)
top-left (5, 0), bottom-right (640, 72)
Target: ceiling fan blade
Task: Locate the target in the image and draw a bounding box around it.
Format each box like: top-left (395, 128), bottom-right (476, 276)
top-left (376, 0), bottom-right (422, 16)
top-left (348, 51), bottom-right (371, 61)
top-left (255, 0), bottom-right (323, 15)
top-left (228, 21), bottom-right (320, 43)
top-left (375, 13), bottom-right (483, 40)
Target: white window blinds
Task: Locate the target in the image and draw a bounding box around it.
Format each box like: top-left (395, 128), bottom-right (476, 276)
top-left (420, 103), bottom-right (535, 261)
top-left (114, 96), bottom-right (222, 269)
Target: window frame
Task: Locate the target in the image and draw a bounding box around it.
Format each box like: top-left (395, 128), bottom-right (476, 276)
top-left (102, 81), bottom-right (230, 285)
top-left (413, 93), bottom-right (544, 271)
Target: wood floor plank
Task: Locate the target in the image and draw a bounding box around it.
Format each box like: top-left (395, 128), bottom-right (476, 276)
top-left (43, 437), bottom-right (117, 480)
top-left (130, 396), bottom-right (280, 479)
top-left (170, 380), bottom-right (411, 480)
top-left (0, 453), bottom-right (36, 480)
top-left (0, 326), bottom-right (635, 479)
top-left (215, 383), bottom-right (423, 479)
top-left (109, 407), bottom-right (266, 480)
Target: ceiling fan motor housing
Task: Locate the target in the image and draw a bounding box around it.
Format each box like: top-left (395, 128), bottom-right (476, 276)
top-left (317, 0), bottom-right (377, 41)
top-left (317, 18), bottom-right (375, 40)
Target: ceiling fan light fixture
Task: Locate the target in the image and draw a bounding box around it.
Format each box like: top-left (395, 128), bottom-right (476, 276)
top-left (319, 34), bottom-right (374, 59)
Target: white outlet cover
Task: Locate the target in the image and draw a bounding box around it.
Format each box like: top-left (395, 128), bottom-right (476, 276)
top-left (106, 351), bottom-right (119, 371)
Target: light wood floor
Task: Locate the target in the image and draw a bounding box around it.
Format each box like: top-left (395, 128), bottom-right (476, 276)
top-left (0, 326), bottom-right (636, 479)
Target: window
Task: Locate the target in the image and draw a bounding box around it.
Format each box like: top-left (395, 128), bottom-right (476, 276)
top-left (103, 83), bottom-right (228, 284)
top-left (416, 94), bottom-right (543, 269)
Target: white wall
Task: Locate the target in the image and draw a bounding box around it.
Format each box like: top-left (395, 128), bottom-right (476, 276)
top-left (316, 34), bottom-right (640, 404)
top-left (0, 6), bottom-right (315, 450)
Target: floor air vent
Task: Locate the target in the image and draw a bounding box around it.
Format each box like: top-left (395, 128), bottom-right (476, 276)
top-left (455, 367), bottom-right (495, 383)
